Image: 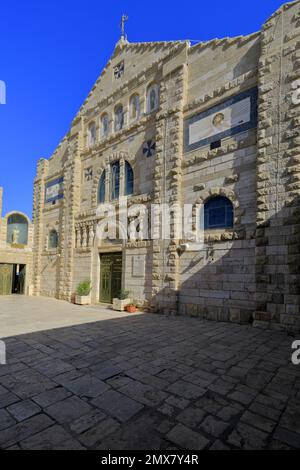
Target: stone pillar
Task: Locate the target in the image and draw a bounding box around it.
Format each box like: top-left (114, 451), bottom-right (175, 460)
top-left (255, 1), bottom-right (300, 332)
top-left (89, 224), bottom-right (95, 247)
top-left (105, 164), bottom-right (110, 202)
top-left (32, 158), bottom-right (49, 296)
top-left (120, 157), bottom-right (125, 198)
top-left (58, 117), bottom-right (83, 301)
top-left (82, 225), bottom-right (88, 248)
top-left (150, 44), bottom-right (188, 315)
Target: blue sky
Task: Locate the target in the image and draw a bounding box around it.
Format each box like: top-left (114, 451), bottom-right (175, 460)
top-left (0, 0), bottom-right (285, 217)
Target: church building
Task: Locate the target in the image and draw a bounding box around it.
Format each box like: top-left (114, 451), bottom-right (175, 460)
top-left (30, 1), bottom-right (300, 332)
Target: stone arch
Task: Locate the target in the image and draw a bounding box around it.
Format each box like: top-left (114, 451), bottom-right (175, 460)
top-left (194, 187), bottom-right (243, 240)
top-left (91, 152), bottom-right (137, 207)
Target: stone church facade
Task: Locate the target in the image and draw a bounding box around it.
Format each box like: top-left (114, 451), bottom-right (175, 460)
top-left (31, 1), bottom-right (300, 332)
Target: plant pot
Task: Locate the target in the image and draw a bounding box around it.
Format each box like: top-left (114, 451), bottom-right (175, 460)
top-left (112, 298), bottom-right (131, 311)
top-left (75, 294), bottom-right (91, 305)
top-left (126, 305), bottom-right (137, 313)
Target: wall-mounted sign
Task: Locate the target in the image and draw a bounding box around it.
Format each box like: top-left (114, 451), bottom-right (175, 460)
top-left (132, 255), bottom-right (145, 278)
top-left (45, 177), bottom-right (64, 203)
top-left (184, 87), bottom-right (258, 153)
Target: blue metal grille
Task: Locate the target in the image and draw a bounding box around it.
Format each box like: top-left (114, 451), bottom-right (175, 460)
top-left (204, 196), bottom-right (233, 230)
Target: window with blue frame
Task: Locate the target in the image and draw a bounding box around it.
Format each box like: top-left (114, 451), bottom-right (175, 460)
top-left (204, 196), bottom-right (233, 230)
top-left (125, 161), bottom-right (134, 196)
top-left (110, 161), bottom-right (120, 200)
top-left (98, 170), bottom-right (106, 203)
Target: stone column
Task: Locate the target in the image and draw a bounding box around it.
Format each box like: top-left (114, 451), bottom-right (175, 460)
top-left (119, 157), bottom-right (125, 198)
top-left (150, 44), bottom-right (189, 315)
top-left (58, 117), bottom-right (83, 301)
top-left (32, 158), bottom-right (49, 296)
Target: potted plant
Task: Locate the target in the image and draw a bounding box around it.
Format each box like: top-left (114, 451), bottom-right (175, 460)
top-left (126, 302), bottom-right (137, 313)
top-left (113, 289), bottom-right (130, 311)
top-left (75, 280), bottom-right (92, 305)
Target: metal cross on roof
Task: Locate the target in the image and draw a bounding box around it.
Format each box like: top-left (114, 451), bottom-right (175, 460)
top-left (120, 14), bottom-right (128, 40)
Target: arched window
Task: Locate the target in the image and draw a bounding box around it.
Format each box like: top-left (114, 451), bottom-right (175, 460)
top-left (87, 121), bottom-right (96, 147)
top-left (110, 161), bottom-right (120, 200)
top-left (125, 161), bottom-right (134, 196)
top-left (100, 114), bottom-right (109, 138)
top-left (7, 214), bottom-right (28, 245)
top-left (130, 94), bottom-right (140, 121)
top-left (114, 104), bottom-right (124, 132)
top-left (204, 196), bottom-right (234, 230)
top-left (48, 229), bottom-right (58, 249)
top-left (147, 83), bottom-right (159, 113)
top-left (98, 170), bottom-right (106, 203)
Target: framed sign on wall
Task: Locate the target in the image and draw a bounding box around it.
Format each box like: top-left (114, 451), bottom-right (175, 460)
top-left (45, 177), bottom-right (64, 203)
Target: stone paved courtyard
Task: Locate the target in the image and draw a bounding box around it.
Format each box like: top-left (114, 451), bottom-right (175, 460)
top-left (0, 297), bottom-right (299, 450)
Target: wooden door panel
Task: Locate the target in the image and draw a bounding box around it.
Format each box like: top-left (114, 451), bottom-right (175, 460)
top-left (0, 264), bottom-right (13, 295)
top-left (100, 253), bottom-right (122, 303)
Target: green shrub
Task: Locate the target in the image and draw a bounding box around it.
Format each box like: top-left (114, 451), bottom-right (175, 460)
top-left (118, 289), bottom-right (130, 300)
top-left (76, 280), bottom-right (91, 296)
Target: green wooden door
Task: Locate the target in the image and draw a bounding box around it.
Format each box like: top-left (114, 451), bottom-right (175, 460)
top-left (100, 253), bottom-right (122, 303)
top-left (0, 264), bottom-right (13, 295)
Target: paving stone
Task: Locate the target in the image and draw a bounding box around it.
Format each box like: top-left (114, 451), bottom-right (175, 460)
top-left (78, 418), bottom-right (120, 448)
top-left (200, 415), bottom-right (230, 438)
top-left (0, 392), bottom-right (20, 408)
top-left (105, 375), bottom-right (132, 389)
top-left (45, 396), bottom-right (92, 424)
top-left (19, 424), bottom-right (85, 450)
top-left (195, 396), bottom-right (222, 415)
top-left (7, 399), bottom-right (41, 422)
top-left (34, 359), bottom-right (74, 378)
top-left (167, 380), bottom-right (206, 400)
top-left (70, 410), bottom-right (107, 434)
top-left (249, 401), bottom-right (281, 421)
top-left (0, 414), bottom-right (54, 448)
top-left (120, 380), bottom-right (168, 407)
top-left (92, 389), bottom-right (143, 422)
top-left (166, 424), bottom-right (209, 450)
top-left (227, 423), bottom-right (268, 449)
top-left (165, 395), bottom-right (189, 410)
top-left (158, 403), bottom-right (174, 417)
top-left (217, 403), bottom-right (242, 421)
top-left (90, 362), bottom-right (123, 380)
top-left (0, 408), bottom-right (16, 430)
top-left (60, 374), bottom-right (110, 398)
top-left (209, 440), bottom-right (230, 450)
top-left (241, 410), bottom-right (276, 433)
top-left (176, 407), bottom-right (205, 428)
top-left (97, 413), bottom-right (162, 450)
top-left (32, 387), bottom-right (72, 407)
top-left (273, 427), bottom-right (300, 449)
top-left (228, 391), bottom-right (254, 406)
top-left (279, 400), bottom-right (300, 434)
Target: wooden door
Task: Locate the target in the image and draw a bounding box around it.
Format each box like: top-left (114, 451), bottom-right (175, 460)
top-left (100, 253), bottom-right (122, 303)
top-left (0, 264), bottom-right (13, 295)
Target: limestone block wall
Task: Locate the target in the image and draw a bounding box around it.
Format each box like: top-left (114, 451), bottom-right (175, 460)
top-left (254, 0), bottom-right (300, 332)
top-left (180, 127), bottom-right (257, 322)
top-left (72, 252), bottom-right (93, 293)
top-left (123, 244), bottom-right (153, 302)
